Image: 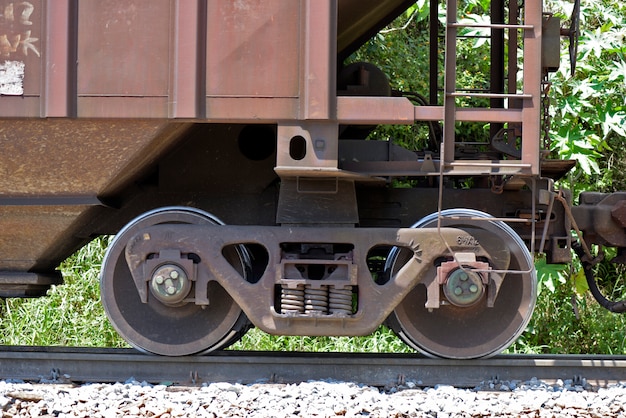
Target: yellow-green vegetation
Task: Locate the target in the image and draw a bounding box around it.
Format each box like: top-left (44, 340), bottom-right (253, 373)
top-left (230, 327), bottom-right (412, 353)
top-left (0, 237), bottom-right (125, 348)
top-left (507, 256), bottom-right (626, 355)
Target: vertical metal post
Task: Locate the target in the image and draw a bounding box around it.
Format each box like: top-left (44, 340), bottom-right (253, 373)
top-left (489, 0), bottom-right (505, 140)
top-left (277, 0), bottom-right (339, 172)
top-left (429, 0), bottom-right (439, 106)
top-left (443, 0), bottom-right (458, 164)
top-left (522, 0), bottom-right (542, 175)
top-left (303, 0), bottom-right (337, 121)
top-left (508, 0), bottom-right (521, 108)
top-left (44, 0), bottom-right (77, 117)
top-left (170, 0), bottom-right (203, 119)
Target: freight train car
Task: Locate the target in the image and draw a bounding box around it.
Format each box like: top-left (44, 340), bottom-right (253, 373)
top-left (1, 0), bottom-right (623, 358)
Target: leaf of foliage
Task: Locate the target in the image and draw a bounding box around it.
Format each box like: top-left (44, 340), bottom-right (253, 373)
top-left (535, 257), bottom-right (567, 294)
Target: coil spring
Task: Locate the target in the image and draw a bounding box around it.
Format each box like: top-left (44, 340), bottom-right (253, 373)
top-left (304, 286), bottom-right (328, 314)
top-left (329, 286), bottom-right (353, 315)
top-left (280, 284), bottom-right (354, 316)
top-left (280, 285), bottom-right (305, 314)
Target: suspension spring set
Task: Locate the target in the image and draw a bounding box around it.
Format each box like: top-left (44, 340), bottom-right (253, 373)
top-left (280, 284), bottom-right (354, 316)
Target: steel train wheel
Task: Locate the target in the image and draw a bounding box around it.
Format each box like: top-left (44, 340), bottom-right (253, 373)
top-left (386, 209), bottom-right (536, 359)
top-left (100, 207), bottom-right (250, 356)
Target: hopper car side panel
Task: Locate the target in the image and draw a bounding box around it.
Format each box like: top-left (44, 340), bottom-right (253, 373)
top-left (0, 0), bottom-right (320, 120)
top-left (0, 0), bottom-right (412, 283)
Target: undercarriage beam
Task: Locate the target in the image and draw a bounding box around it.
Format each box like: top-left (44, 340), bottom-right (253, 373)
top-left (122, 224), bottom-right (506, 336)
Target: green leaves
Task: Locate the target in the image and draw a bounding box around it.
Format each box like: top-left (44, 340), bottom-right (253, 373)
top-left (598, 100), bottom-right (626, 138)
top-left (548, 0), bottom-right (626, 185)
top-left (535, 257), bottom-right (568, 294)
top-left (551, 125), bottom-right (602, 175)
top-left (458, 13), bottom-right (492, 48)
top-left (404, 0), bottom-right (429, 24)
top-left (580, 27), bottom-right (610, 60)
top-left (608, 59), bottom-right (626, 82)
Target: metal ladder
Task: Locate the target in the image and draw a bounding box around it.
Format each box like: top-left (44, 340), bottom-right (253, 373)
top-left (437, 0), bottom-right (552, 261)
top-left (442, 0), bottom-right (544, 177)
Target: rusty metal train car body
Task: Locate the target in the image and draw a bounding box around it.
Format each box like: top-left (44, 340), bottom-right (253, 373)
top-left (0, 0), bottom-right (623, 358)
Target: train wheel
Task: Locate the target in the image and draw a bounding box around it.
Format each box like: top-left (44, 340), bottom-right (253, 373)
top-left (386, 209), bottom-right (536, 359)
top-left (100, 207), bottom-right (250, 356)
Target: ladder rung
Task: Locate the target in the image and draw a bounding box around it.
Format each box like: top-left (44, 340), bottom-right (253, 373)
top-left (455, 108), bottom-right (524, 123)
top-left (448, 23), bottom-right (533, 30)
top-left (447, 92), bottom-right (532, 99)
top-left (455, 88), bottom-right (492, 93)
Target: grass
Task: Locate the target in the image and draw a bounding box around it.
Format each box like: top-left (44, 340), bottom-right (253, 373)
top-left (230, 326), bottom-right (412, 353)
top-left (0, 237), bottom-right (126, 348)
top-left (507, 261), bottom-right (626, 355)
top-left (2, 237), bottom-right (626, 355)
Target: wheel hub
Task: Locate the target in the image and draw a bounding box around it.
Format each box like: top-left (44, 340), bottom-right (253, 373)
top-left (150, 264), bottom-right (191, 305)
top-left (443, 268), bottom-right (484, 307)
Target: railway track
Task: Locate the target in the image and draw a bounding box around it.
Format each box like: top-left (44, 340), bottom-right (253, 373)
top-left (1, 347), bottom-right (625, 388)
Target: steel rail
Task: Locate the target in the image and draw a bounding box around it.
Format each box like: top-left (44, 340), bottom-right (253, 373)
top-left (1, 347), bottom-right (626, 388)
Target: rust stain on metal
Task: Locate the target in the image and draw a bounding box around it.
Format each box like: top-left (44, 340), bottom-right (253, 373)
top-left (0, 119), bottom-right (191, 273)
top-left (0, 119), bottom-right (179, 195)
top-left (0, 205), bottom-right (87, 271)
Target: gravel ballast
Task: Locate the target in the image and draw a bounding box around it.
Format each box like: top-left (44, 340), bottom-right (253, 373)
top-left (1, 378), bottom-right (625, 417)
